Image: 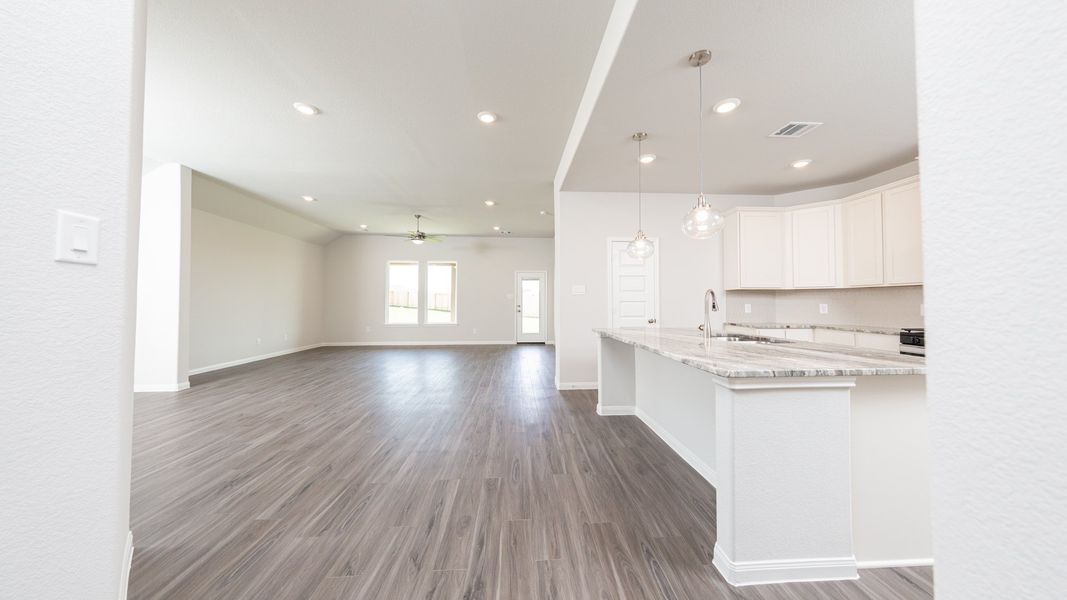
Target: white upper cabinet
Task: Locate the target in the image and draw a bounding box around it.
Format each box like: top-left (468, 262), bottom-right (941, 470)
top-left (843, 193), bottom-right (885, 287)
top-left (738, 211), bottom-right (786, 288)
top-left (722, 176), bottom-right (922, 290)
top-left (882, 181), bottom-right (923, 285)
top-left (791, 205), bottom-right (837, 287)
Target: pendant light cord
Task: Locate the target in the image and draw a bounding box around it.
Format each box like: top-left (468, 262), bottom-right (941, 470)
top-left (698, 62), bottom-right (704, 196)
top-left (637, 137), bottom-right (643, 231)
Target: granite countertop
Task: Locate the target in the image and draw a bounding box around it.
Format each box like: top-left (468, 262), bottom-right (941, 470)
top-left (725, 322), bottom-right (909, 335)
top-left (594, 327), bottom-right (926, 378)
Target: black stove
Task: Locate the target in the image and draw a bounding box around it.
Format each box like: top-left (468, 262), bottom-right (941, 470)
top-left (899, 328), bottom-right (925, 357)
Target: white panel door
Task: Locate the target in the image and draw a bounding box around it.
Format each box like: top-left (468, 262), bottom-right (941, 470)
top-left (610, 240), bottom-right (657, 328)
top-left (791, 205), bottom-right (837, 287)
top-left (843, 193), bottom-right (885, 286)
top-left (738, 211), bottom-right (785, 288)
top-left (882, 181), bottom-right (924, 285)
top-left (515, 271), bottom-right (547, 343)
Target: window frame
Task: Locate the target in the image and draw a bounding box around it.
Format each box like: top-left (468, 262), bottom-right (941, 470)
top-left (384, 260), bottom-right (421, 327)
top-left (424, 261), bottom-right (459, 326)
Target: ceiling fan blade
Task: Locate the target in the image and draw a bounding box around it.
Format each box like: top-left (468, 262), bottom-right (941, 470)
top-left (425, 236), bottom-right (443, 243)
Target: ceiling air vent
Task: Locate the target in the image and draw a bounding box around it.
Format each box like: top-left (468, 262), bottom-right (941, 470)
top-left (768, 121), bottom-right (823, 138)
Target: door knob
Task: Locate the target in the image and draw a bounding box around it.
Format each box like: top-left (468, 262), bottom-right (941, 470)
top-left (648, 318), bottom-right (657, 324)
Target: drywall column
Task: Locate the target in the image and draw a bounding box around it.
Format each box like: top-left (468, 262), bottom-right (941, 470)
top-left (712, 377), bottom-right (857, 586)
top-left (914, 1), bottom-right (1067, 598)
top-left (0, 1), bottom-right (147, 598)
top-left (134, 163), bottom-right (191, 391)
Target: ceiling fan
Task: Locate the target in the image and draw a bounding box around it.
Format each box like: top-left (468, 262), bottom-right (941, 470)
top-left (403, 214), bottom-right (441, 245)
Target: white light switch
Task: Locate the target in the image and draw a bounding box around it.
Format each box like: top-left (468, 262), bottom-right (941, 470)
top-left (571, 284), bottom-right (586, 295)
top-left (819, 303), bottom-right (829, 314)
top-left (55, 210), bottom-right (99, 265)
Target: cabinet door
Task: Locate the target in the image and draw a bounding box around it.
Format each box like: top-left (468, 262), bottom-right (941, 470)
top-left (756, 328), bottom-right (788, 339)
top-left (843, 193), bottom-right (884, 286)
top-left (855, 332), bottom-right (900, 352)
top-left (723, 212), bottom-right (741, 290)
top-left (738, 211), bottom-right (785, 288)
top-left (791, 205), bottom-right (837, 287)
top-left (813, 328), bottom-right (857, 347)
top-left (882, 182), bottom-right (923, 285)
top-left (785, 328), bottom-right (815, 342)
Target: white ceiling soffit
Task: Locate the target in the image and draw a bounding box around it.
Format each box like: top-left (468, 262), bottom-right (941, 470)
top-left (561, 0), bottom-right (919, 195)
top-left (143, 0), bottom-right (615, 236)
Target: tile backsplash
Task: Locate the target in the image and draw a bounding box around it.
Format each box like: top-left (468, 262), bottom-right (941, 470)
top-left (725, 286), bottom-right (924, 329)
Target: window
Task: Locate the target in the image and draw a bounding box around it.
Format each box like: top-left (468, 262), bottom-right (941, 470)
top-left (386, 261), bottom-right (419, 324)
top-left (426, 262), bottom-right (457, 324)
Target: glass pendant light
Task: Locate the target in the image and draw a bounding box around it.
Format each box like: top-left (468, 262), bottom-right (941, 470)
top-left (681, 49), bottom-right (725, 239)
top-left (626, 132), bottom-right (655, 259)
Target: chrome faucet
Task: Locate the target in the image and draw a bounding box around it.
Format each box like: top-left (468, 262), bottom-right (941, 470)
top-left (702, 288), bottom-right (719, 341)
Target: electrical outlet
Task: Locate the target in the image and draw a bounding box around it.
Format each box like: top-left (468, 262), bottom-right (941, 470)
top-left (364, 325), bottom-right (371, 333)
top-left (819, 303), bottom-right (829, 314)
top-left (472, 328), bottom-right (479, 334)
top-left (283, 333), bottom-right (289, 341)
top-left (256, 337), bottom-right (262, 345)
top-left (744, 303), bottom-right (752, 314)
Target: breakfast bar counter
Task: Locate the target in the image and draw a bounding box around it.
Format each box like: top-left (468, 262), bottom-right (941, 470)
top-left (594, 327), bottom-right (930, 587)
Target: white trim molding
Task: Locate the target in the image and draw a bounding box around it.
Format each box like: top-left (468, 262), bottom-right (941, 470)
top-left (635, 406), bottom-right (718, 487)
top-left (559, 381), bottom-right (598, 391)
top-left (595, 404), bottom-right (635, 416)
top-left (118, 530), bottom-right (133, 600)
top-left (857, 558), bottom-right (934, 570)
top-left (133, 381), bottom-right (190, 393)
top-left (322, 340), bottom-right (516, 347)
top-left (712, 543), bottom-right (859, 587)
top-left (188, 343), bottom-right (323, 375)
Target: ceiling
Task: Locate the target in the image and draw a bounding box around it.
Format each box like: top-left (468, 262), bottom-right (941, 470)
top-left (143, 0), bottom-right (615, 236)
top-left (562, 0), bottom-right (919, 195)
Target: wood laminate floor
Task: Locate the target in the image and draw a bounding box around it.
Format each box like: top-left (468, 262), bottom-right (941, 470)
top-left (130, 345), bottom-right (933, 599)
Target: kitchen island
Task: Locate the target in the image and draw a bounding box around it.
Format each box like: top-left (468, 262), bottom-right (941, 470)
top-left (595, 327), bottom-right (929, 586)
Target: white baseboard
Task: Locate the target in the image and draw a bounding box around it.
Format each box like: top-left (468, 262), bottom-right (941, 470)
top-left (133, 381), bottom-right (190, 393)
top-left (322, 340), bottom-right (516, 347)
top-left (188, 344), bottom-right (323, 376)
top-left (558, 381), bottom-right (598, 390)
top-left (635, 406), bottom-right (718, 487)
top-left (595, 404), bottom-right (635, 416)
top-left (118, 530), bottom-right (133, 600)
top-left (713, 543), bottom-right (858, 587)
top-left (857, 558), bottom-right (934, 569)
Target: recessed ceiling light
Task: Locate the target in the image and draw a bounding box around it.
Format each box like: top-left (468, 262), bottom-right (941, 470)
top-left (713, 98), bottom-right (741, 114)
top-left (292, 102), bottom-right (320, 116)
top-left (301, 195), bottom-right (317, 202)
top-left (484, 199), bottom-right (496, 206)
top-left (359, 224), bottom-right (368, 230)
top-left (476, 111), bottom-right (498, 124)
top-left (638, 153), bottom-right (657, 164)
top-left (492, 225), bottom-right (501, 231)
top-left (791, 159), bottom-right (813, 169)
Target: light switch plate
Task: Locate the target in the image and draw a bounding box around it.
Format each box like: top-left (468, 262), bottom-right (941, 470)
top-left (55, 210), bottom-right (100, 265)
top-left (744, 303), bottom-right (752, 314)
top-left (819, 303), bottom-right (829, 314)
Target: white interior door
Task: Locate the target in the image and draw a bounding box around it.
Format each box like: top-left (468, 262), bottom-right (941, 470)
top-left (515, 271), bottom-right (547, 343)
top-left (609, 240), bottom-right (658, 329)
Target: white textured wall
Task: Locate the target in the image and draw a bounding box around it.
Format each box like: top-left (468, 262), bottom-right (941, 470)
top-left (323, 235), bottom-right (553, 344)
top-left (554, 192), bottom-right (773, 386)
top-left (134, 163), bottom-right (191, 389)
top-left (915, 1), bottom-right (1067, 597)
top-left (0, 1), bottom-right (145, 598)
top-left (190, 209), bottom-right (324, 372)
